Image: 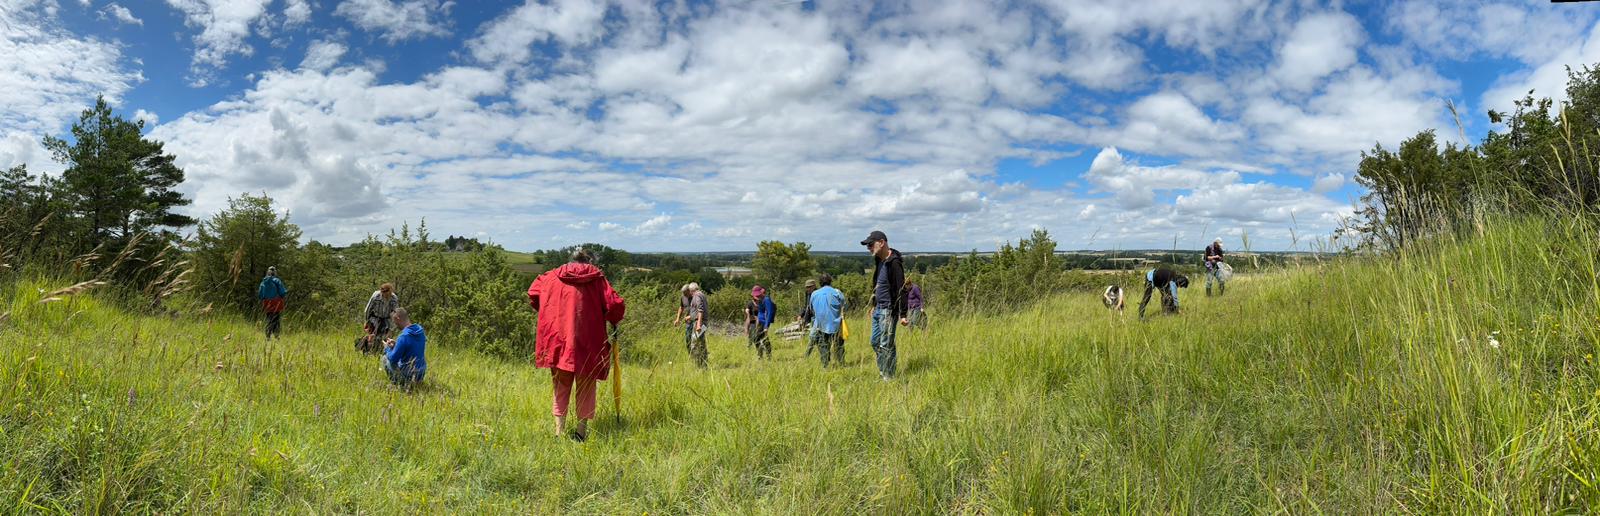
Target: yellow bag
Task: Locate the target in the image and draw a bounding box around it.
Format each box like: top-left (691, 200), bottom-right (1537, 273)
top-left (840, 320), bottom-right (850, 340)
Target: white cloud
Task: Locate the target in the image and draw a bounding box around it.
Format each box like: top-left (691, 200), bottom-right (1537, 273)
top-left (468, 0), bottom-right (607, 64)
top-left (334, 0), bottom-right (451, 43)
top-left (120, 1), bottom-right (1426, 250)
top-left (300, 40), bottom-right (346, 71)
top-left (283, 0), bottom-right (311, 26)
top-left (100, 3), bottom-right (143, 26)
top-left (1084, 147), bottom-right (1238, 210)
top-left (132, 109), bottom-right (159, 125)
top-left (0, 1), bottom-right (141, 170)
top-left (163, 0), bottom-right (274, 84)
top-left (1111, 91), bottom-right (1242, 158)
top-left (1311, 172), bottom-right (1343, 194)
top-left (1482, 21), bottom-right (1600, 113)
top-left (1274, 12), bottom-right (1364, 92)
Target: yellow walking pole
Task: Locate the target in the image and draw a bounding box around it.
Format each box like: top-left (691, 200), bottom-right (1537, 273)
top-left (609, 324), bottom-right (622, 427)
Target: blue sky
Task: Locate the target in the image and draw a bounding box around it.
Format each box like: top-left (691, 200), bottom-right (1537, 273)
top-left (3, 0), bottom-right (1598, 252)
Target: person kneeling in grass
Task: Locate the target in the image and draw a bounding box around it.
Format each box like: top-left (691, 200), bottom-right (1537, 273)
top-left (528, 248), bottom-right (627, 442)
top-left (1137, 268), bottom-right (1190, 319)
top-left (381, 307), bottom-right (427, 389)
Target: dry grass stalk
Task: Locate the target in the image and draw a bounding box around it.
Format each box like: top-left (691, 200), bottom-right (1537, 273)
top-left (38, 280), bottom-right (107, 304)
top-left (98, 233), bottom-right (148, 279)
top-left (228, 244), bottom-right (245, 287)
top-left (28, 212), bottom-right (54, 241)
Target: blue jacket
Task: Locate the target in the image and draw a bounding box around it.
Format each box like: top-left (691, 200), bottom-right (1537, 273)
top-left (809, 286), bottom-right (845, 335)
top-left (756, 296), bottom-right (776, 326)
top-left (257, 276), bottom-right (286, 300)
top-left (385, 324), bottom-right (427, 380)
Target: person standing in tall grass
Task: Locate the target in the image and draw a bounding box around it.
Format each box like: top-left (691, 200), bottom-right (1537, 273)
top-left (746, 285), bottom-right (776, 359)
top-left (683, 282), bottom-right (709, 368)
top-left (1204, 237), bottom-right (1227, 296)
top-left (361, 283), bottom-right (400, 352)
top-left (809, 274), bottom-right (846, 368)
top-left (861, 230), bottom-right (908, 380)
top-left (528, 249), bottom-right (627, 442)
top-left (1138, 268), bottom-right (1189, 319)
top-left (257, 266), bottom-right (287, 340)
top-left (904, 281), bottom-right (925, 330)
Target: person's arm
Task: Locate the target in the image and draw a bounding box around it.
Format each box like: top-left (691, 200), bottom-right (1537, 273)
top-left (526, 278), bottom-right (541, 312)
top-left (602, 279), bottom-right (626, 324)
top-left (695, 296), bottom-right (705, 332)
top-left (362, 293), bottom-right (376, 321)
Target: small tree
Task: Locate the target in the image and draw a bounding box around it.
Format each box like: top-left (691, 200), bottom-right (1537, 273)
top-left (43, 96), bottom-right (194, 250)
top-left (751, 240), bottom-right (816, 286)
top-left (191, 193), bottom-right (302, 312)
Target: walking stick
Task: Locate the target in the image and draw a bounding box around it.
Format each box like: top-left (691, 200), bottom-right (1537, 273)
top-left (609, 324), bottom-right (622, 427)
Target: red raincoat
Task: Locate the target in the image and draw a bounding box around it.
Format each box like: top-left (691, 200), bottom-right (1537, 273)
top-left (527, 263), bottom-right (626, 379)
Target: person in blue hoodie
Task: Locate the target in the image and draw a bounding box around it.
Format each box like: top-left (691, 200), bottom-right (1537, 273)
top-left (256, 266), bottom-right (287, 340)
top-left (808, 274), bottom-right (847, 368)
top-left (745, 285), bottom-right (778, 359)
top-left (382, 307), bottom-right (427, 389)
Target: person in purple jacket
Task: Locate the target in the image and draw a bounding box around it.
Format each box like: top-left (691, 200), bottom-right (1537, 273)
top-left (904, 281), bottom-right (926, 330)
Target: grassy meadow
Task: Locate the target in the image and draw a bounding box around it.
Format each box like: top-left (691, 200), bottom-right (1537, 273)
top-left (1, 215), bottom-right (1598, 513)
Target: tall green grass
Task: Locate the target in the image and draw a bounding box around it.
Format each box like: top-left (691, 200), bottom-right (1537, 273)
top-left (0, 214), bottom-right (1596, 512)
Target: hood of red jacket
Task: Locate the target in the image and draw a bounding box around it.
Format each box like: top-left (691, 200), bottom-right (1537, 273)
top-left (555, 262), bottom-right (605, 284)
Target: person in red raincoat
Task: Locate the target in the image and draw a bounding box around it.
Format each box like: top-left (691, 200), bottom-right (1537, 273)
top-left (527, 248), bottom-right (626, 442)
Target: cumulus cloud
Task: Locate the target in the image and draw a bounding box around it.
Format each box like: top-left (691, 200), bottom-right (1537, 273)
top-left (1481, 21), bottom-right (1600, 113)
top-left (1274, 12), bottom-right (1364, 92)
top-left (163, 0), bottom-right (274, 84)
top-left (0, 1), bottom-right (141, 170)
top-left (106, 0), bottom-right (1451, 250)
top-left (468, 0), bottom-right (607, 64)
top-left (300, 39), bottom-right (347, 71)
top-left (334, 0), bottom-right (452, 43)
top-left (100, 3), bottom-right (143, 26)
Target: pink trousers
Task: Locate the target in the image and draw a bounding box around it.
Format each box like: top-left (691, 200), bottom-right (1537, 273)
top-left (551, 369), bottom-right (597, 420)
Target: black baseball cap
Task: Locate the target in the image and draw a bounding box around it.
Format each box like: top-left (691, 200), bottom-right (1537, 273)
top-left (860, 230), bottom-right (887, 246)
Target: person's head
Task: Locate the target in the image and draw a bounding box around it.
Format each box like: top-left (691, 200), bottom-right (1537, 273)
top-left (266, 266), bottom-right (277, 277)
top-left (391, 307), bottom-right (410, 327)
top-left (860, 230), bottom-right (890, 258)
top-left (687, 282), bottom-right (701, 294)
top-left (818, 273), bottom-right (833, 287)
top-left (681, 283), bottom-right (692, 298)
top-left (1214, 237), bottom-right (1223, 247)
top-left (804, 279), bottom-right (817, 292)
top-left (380, 283), bottom-right (394, 297)
top-left (570, 248), bottom-right (594, 264)
top-left (1175, 275), bottom-right (1190, 288)
top-left (751, 284), bottom-right (765, 299)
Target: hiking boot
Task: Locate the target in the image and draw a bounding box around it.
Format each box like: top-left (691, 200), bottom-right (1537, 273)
top-left (568, 429), bottom-right (587, 443)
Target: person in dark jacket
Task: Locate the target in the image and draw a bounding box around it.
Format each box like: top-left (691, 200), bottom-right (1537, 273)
top-left (861, 230), bottom-right (908, 380)
top-left (257, 266), bottom-right (287, 340)
top-left (1138, 268), bottom-right (1190, 319)
top-left (798, 279), bottom-right (818, 357)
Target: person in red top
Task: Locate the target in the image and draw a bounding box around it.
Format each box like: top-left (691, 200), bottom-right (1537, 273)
top-left (527, 248), bottom-right (626, 442)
